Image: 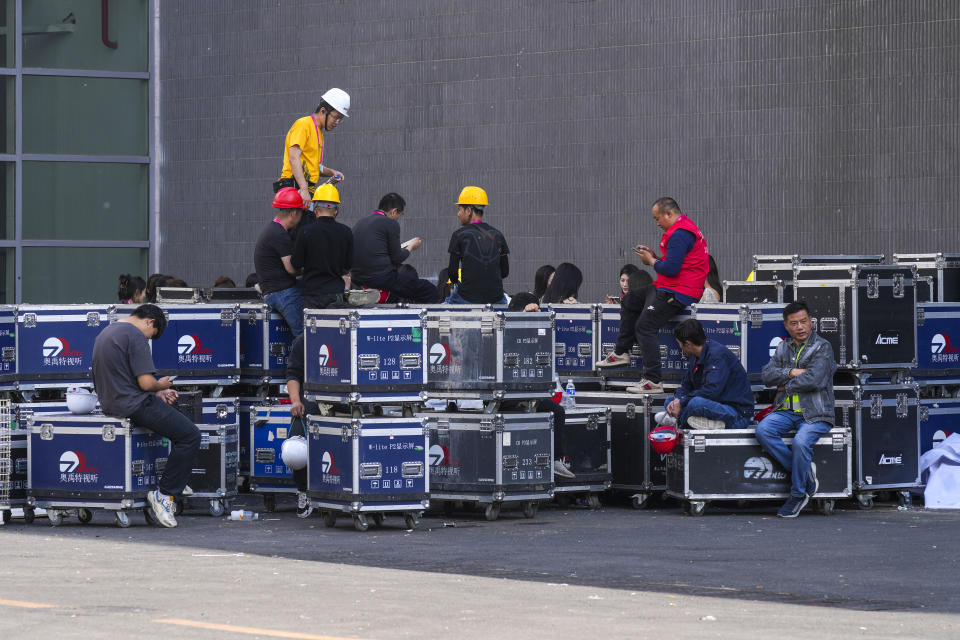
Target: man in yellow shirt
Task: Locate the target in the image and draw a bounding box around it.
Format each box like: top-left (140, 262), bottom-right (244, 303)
top-left (274, 88), bottom-right (350, 209)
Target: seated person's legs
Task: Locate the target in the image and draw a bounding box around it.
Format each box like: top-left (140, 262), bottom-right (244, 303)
top-left (679, 396), bottom-right (741, 429)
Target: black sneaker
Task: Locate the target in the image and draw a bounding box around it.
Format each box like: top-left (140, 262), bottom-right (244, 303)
top-left (777, 495), bottom-right (809, 518)
top-left (806, 462), bottom-right (819, 497)
top-left (296, 491), bottom-right (313, 519)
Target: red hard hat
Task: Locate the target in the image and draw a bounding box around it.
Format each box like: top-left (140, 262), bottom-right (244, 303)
top-left (649, 425), bottom-right (678, 455)
top-left (272, 187), bottom-right (304, 209)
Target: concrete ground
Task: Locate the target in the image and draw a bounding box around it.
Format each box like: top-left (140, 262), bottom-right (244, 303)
top-left (1, 495), bottom-right (958, 639)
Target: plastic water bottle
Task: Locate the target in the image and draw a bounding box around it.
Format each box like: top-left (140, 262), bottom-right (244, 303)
top-left (228, 510), bottom-right (258, 521)
top-left (562, 379), bottom-right (576, 409)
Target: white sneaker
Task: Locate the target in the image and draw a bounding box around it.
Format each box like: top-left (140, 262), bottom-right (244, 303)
top-left (625, 379), bottom-right (664, 394)
top-left (148, 489), bottom-right (178, 528)
top-left (553, 459), bottom-right (576, 479)
top-left (687, 416), bottom-right (725, 430)
top-left (296, 491), bottom-right (314, 519)
top-left (654, 412), bottom-right (677, 427)
top-left (596, 352), bottom-right (630, 368)
top-left (181, 485), bottom-right (194, 497)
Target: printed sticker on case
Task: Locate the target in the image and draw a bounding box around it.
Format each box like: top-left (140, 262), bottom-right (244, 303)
top-left (503, 432), bottom-right (511, 447)
top-left (538, 329), bottom-right (546, 335)
top-left (276, 427), bottom-right (287, 439)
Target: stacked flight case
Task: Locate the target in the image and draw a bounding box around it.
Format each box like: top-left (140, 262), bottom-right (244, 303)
top-left (0, 400), bottom-right (10, 524)
top-left (551, 406), bottom-right (612, 508)
top-left (548, 304), bottom-right (599, 380)
top-left (892, 253), bottom-right (960, 303)
top-left (249, 403), bottom-right (298, 512)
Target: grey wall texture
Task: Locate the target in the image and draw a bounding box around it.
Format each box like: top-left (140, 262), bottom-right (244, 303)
top-left (159, 1), bottom-right (960, 302)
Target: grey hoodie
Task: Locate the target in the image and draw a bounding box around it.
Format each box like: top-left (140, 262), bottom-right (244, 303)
top-left (761, 330), bottom-right (837, 426)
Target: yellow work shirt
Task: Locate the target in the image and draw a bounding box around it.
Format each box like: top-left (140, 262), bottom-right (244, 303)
top-left (278, 115), bottom-right (324, 191)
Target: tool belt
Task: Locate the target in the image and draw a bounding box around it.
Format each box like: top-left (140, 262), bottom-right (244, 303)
top-left (272, 178), bottom-right (297, 193)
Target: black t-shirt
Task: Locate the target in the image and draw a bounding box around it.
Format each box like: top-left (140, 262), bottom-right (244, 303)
top-left (350, 213), bottom-right (410, 284)
top-left (447, 221), bottom-right (510, 303)
top-left (253, 221), bottom-right (297, 295)
top-left (291, 217), bottom-right (353, 298)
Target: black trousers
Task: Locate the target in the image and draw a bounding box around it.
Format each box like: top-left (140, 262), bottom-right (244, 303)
top-left (614, 285), bottom-right (686, 384)
top-left (288, 401), bottom-right (320, 493)
top-left (130, 395), bottom-right (201, 496)
top-left (362, 270), bottom-right (438, 304)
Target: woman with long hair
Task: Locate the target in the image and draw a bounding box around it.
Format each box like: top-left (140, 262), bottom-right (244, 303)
top-left (542, 262), bottom-right (583, 304)
top-left (533, 264), bottom-right (555, 301)
top-left (702, 255), bottom-right (723, 302)
top-left (117, 274), bottom-right (146, 303)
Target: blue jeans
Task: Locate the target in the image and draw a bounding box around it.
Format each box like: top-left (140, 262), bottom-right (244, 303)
top-left (444, 286), bottom-right (507, 305)
top-left (264, 284), bottom-right (303, 337)
top-left (130, 395), bottom-right (201, 496)
top-left (754, 411), bottom-right (831, 498)
top-left (678, 396), bottom-right (750, 429)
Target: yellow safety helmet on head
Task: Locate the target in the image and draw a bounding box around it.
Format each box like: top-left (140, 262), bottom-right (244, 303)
top-left (312, 183), bottom-right (341, 207)
top-left (456, 186), bottom-right (488, 208)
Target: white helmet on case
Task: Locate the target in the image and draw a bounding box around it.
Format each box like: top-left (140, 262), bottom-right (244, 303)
top-left (280, 435), bottom-right (308, 470)
top-left (321, 87), bottom-right (350, 117)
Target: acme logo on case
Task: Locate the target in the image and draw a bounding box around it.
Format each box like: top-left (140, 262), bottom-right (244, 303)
top-left (874, 331), bottom-right (900, 346)
top-left (878, 453), bottom-right (902, 465)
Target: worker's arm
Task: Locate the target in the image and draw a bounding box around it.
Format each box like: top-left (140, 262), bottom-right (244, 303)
top-left (281, 255), bottom-right (298, 275)
top-left (288, 145), bottom-right (311, 205)
top-left (137, 373), bottom-right (173, 392)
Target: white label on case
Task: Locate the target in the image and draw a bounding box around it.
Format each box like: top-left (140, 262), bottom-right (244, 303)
top-left (276, 427), bottom-right (287, 439)
top-left (538, 329), bottom-right (546, 335)
top-left (503, 432), bottom-right (511, 447)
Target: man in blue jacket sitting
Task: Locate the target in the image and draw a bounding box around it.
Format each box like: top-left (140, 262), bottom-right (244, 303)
top-left (654, 318), bottom-right (754, 430)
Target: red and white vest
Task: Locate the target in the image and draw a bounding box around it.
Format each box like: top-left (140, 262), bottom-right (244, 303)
top-left (654, 215), bottom-right (708, 299)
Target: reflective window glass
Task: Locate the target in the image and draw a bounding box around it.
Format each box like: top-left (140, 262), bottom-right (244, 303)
top-left (22, 246), bottom-right (147, 303)
top-left (23, 75), bottom-right (147, 155)
top-left (0, 247), bottom-right (12, 302)
top-left (0, 75), bottom-right (12, 152)
top-left (23, 161), bottom-right (147, 240)
top-left (0, 161), bottom-right (12, 238)
top-left (22, 0), bottom-right (147, 71)
top-left (0, 1), bottom-right (12, 67)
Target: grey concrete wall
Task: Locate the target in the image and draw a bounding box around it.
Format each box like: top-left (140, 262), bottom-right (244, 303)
top-left (159, 0), bottom-right (960, 301)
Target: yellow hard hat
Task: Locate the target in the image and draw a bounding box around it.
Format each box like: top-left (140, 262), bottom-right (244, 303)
top-left (456, 186), bottom-right (488, 207)
top-left (312, 183), bottom-right (341, 204)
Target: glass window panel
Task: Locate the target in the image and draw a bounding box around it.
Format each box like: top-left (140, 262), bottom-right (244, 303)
top-left (22, 0), bottom-right (147, 71)
top-left (0, 161), bottom-right (12, 239)
top-left (0, 75), bottom-right (12, 153)
top-left (23, 76), bottom-right (147, 155)
top-left (0, 1), bottom-right (12, 67)
top-left (22, 246), bottom-right (147, 303)
top-left (23, 162), bottom-right (147, 240)
top-left (0, 247), bottom-right (12, 303)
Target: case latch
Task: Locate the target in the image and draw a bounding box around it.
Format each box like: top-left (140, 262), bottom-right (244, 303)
top-left (625, 403), bottom-right (636, 420)
top-left (23, 313), bottom-right (37, 329)
top-left (832, 431), bottom-right (845, 451)
top-left (554, 342), bottom-right (566, 356)
top-left (693, 435), bottom-right (706, 453)
top-left (102, 425), bottom-right (116, 442)
top-left (438, 316), bottom-right (451, 337)
top-left (896, 393), bottom-right (908, 418)
top-left (919, 406), bottom-right (929, 421)
top-left (587, 414), bottom-right (599, 431)
top-left (247, 309), bottom-right (258, 325)
top-left (2, 346), bottom-right (14, 361)
top-left (749, 309), bottom-right (763, 327)
top-left (338, 317), bottom-right (349, 335)
top-left (40, 423), bottom-right (54, 440)
top-left (870, 394), bottom-right (883, 419)
top-left (866, 274), bottom-right (880, 299)
top-left (892, 273), bottom-right (905, 298)
top-left (86, 312), bottom-right (101, 327)
top-left (215, 403), bottom-right (228, 420)
top-left (200, 433), bottom-right (211, 450)
top-left (220, 308), bottom-right (236, 326)
top-left (917, 307), bottom-right (925, 326)
top-left (481, 317), bottom-right (495, 335)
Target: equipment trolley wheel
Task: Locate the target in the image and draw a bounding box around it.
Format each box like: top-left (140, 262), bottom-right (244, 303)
top-left (77, 508), bottom-right (94, 524)
top-left (208, 500), bottom-right (225, 517)
top-left (484, 503), bottom-right (501, 521)
top-left (857, 494), bottom-right (874, 510)
top-left (586, 494), bottom-right (601, 510)
top-left (684, 500), bottom-right (707, 517)
top-left (144, 506), bottom-right (158, 526)
top-left (322, 511), bottom-right (337, 528)
top-left (371, 513), bottom-right (385, 528)
top-left (522, 501), bottom-right (539, 519)
top-left (115, 511), bottom-right (131, 528)
top-left (23, 507), bottom-right (35, 524)
top-left (631, 493), bottom-right (650, 510)
top-left (403, 512), bottom-right (420, 530)
top-left (47, 509), bottom-right (64, 526)
top-left (817, 499), bottom-right (836, 515)
top-left (262, 494), bottom-right (276, 512)
top-left (352, 514), bottom-right (369, 532)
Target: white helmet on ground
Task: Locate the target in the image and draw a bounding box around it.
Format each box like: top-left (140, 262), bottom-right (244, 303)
top-left (321, 88), bottom-right (350, 117)
top-left (280, 435), bottom-right (308, 470)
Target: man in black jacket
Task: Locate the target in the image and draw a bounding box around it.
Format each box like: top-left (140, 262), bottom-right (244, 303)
top-left (291, 184), bottom-right (352, 309)
top-left (350, 193), bottom-right (436, 303)
top-left (444, 186), bottom-right (509, 304)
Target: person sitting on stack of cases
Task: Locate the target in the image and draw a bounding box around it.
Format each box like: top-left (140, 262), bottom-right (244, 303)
top-left (755, 300), bottom-right (837, 519)
top-left (654, 318), bottom-right (754, 430)
top-left (291, 184), bottom-right (353, 309)
top-left (505, 292), bottom-right (574, 479)
top-left (255, 188), bottom-right (305, 335)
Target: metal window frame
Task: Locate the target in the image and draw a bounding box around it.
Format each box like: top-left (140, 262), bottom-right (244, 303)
top-left (8, 0), bottom-right (155, 303)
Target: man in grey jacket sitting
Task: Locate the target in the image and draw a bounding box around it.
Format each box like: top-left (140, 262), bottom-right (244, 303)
top-left (756, 300), bottom-right (837, 518)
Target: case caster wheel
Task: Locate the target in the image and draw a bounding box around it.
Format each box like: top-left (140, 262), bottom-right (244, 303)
top-left (899, 492), bottom-right (913, 508)
top-left (115, 511), bottom-right (131, 528)
top-left (353, 514), bottom-right (369, 532)
top-left (209, 500), bottom-right (225, 517)
top-left (586, 494), bottom-right (601, 510)
top-left (77, 508), bottom-right (94, 524)
top-left (371, 513), bottom-right (385, 528)
top-left (47, 509), bottom-right (63, 527)
top-left (818, 499), bottom-right (836, 515)
top-left (322, 511), bottom-right (337, 528)
top-left (631, 493), bottom-right (650, 510)
top-left (685, 501), bottom-right (706, 517)
top-left (403, 512), bottom-right (420, 530)
top-left (23, 507), bottom-right (35, 524)
top-left (1, 509), bottom-right (10, 524)
top-left (522, 501), bottom-right (539, 519)
top-left (262, 494), bottom-right (276, 512)
top-left (144, 506), bottom-right (159, 526)
top-left (857, 494), bottom-right (874, 510)
top-left (484, 503), bottom-right (501, 521)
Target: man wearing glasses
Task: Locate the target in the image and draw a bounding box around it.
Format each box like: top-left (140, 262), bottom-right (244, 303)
top-left (274, 88), bottom-right (350, 214)
top-left (92, 304), bottom-right (201, 528)
top-left (350, 192), bottom-right (437, 303)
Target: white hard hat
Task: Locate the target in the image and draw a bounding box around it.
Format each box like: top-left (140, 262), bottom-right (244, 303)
top-left (321, 88), bottom-right (350, 117)
top-left (280, 435), bottom-right (308, 470)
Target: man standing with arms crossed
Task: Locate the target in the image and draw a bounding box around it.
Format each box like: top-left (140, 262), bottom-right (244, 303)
top-left (755, 300), bottom-right (837, 518)
top-left (596, 197), bottom-right (708, 393)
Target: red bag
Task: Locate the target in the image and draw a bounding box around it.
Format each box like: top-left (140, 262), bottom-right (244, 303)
top-left (753, 404), bottom-right (776, 422)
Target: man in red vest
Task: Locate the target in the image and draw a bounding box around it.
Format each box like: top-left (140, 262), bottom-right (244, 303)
top-left (596, 197), bottom-right (708, 393)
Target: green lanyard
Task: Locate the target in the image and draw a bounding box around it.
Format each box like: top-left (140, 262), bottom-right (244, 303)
top-left (780, 342), bottom-right (806, 412)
